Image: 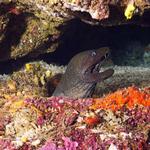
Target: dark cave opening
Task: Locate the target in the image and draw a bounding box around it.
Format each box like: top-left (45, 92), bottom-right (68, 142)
top-left (0, 19), bottom-right (150, 74)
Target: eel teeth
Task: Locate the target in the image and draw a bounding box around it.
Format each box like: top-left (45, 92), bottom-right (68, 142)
top-left (93, 63), bottom-right (100, 73)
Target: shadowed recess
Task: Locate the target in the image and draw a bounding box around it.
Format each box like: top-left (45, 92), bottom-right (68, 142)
top-left (0, 19), bottom-right (150, 74)
top-left (0, 13), bottom-right (30, 60)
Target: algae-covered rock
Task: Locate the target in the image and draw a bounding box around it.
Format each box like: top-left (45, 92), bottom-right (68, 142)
top-left (0, 61), bottom-right (65, 98)
top-left (0, 14), bottom-right (9, 42)
top-left (95, 66), bottom-right (150, 96)
top-left (0, 87), bottom-right (149, 149)
top-left (0, 10), bottom-right (63, 61)
top-left (0, 1), bottom-right (65, 61)
top-left (0, 0), bottom-right (150, 61)
top-left (0, 61), bottom-right (149, 99)
top-left (0, 5), bottom-right (74, 61)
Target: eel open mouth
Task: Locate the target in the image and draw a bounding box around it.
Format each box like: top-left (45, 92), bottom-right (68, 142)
top-left (83, 51), bottom-right (114, 83)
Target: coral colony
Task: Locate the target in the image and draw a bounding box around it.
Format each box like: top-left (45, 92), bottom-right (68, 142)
top-left (0, 86), bottom-right (149, 149)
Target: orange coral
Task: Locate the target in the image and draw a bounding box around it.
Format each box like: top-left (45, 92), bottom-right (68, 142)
top-left (90, 86), bottom-right (150, 111)
top-left (84, 115), bottom-right (100, 126)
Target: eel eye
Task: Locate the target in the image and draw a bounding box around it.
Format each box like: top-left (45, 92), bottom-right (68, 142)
top-left (91, 51), bottom-right (96, 56)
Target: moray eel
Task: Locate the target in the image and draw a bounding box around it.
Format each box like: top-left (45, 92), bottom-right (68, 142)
top-left (52, 47), bottom-right (114, 99)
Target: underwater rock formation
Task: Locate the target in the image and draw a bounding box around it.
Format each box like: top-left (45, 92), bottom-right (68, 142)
top-left (0, 4), bottom-right (63, 61)
top-left (95, 66), bottom-right (150, 96)
top-left (0, 86), bottom-right (149, 149)
top-left (0, 61), bottom-right (65, 98)
top-left (2, 0), bottom-right (150, 23)
top-left (0, 0), bottom-right (150, 61)
top-left (0, 61), bottom-right (149, 98)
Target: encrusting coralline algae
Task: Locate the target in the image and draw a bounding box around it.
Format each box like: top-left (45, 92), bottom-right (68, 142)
top-left (0, 86), bottom-right (149, 149)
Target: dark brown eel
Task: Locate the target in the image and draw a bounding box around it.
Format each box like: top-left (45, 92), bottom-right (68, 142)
top-left (52, 47), bottom-right (114, 99)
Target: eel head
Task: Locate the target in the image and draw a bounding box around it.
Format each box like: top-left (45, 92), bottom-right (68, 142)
top-left (70, 47), bottom-right (114, 83)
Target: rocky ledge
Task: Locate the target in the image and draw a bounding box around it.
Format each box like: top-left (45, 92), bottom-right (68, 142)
top-left (0, 0), bottom-right (150, 61)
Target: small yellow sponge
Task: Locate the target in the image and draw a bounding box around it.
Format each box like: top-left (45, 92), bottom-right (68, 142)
top-left (124, 4), bottom-right (136, 19)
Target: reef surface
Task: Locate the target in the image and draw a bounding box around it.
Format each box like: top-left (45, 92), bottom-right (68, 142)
top-left (0, 86), bottom-right (149, 149)
top-left (0, 61), bottom-right (149, 149)
top-left (0, 0), bottom-right (150, 61)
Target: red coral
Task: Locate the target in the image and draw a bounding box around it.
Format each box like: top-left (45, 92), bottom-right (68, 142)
top-left (62, 137), bottom-right (78, 150)
top-left (39, 140), bottom-right (58, 150)
top-left (9, 7), bottom-right (21, 15)
top-left (39, 138), bottom-right (78, 150)
top-left (84, 115), bottom-right (100, 126)
top-left (90, 86), bottom-right (150, 110)
top-left (0, 139), bottom-right (16, 150)
top-left (23, 86), bottom-right (149, 150)
top-left (90, 0), bottom-right (109, 20)
top-left (36, 115), bottom-right (45, 126)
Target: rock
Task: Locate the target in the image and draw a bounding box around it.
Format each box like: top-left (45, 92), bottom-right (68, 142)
top-left (143, 44), bottom-right (150, 65)
top-left (0, 61), bottom-right (65, 98)
top-left (0, 61), bottom-right (149, 98)
top-left (0, 10), bottom-right (63, 61)
top-left (0, 0), bottom-right (150, 61)
top-left (95, 66), bottom-right (150, 96)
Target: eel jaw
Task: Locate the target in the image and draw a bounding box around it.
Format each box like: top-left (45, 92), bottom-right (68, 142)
top-left (82, 53), bottom-right (114, 83)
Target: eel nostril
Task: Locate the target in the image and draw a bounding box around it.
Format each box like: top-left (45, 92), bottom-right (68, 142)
top-left (100, 56), bottom-right (105, 62)
top-left (105, 52), bottom-right (109, 58)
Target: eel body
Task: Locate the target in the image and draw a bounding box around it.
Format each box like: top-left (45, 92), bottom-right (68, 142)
top-left (52, 47), bottom-right (114, 99)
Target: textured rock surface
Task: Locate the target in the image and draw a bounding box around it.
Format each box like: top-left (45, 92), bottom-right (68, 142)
top-left (0, 0), bottom-right (150, 61)
top-left (0, 61), bottom-right (65, 98)
top-left (0, 2), bottom-right (64, 61)
top-left (95, 66), bottom-right (150, 96)
top-left (0, 87), bottom-right (149, 149)
top-left (0, 61), bottom-right (149, 98)
top-left (0, 61), bottom-right (149, 149)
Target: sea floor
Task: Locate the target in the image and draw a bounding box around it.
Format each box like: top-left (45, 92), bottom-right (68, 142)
top-left (0, 61), bottom-right (149, 150)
